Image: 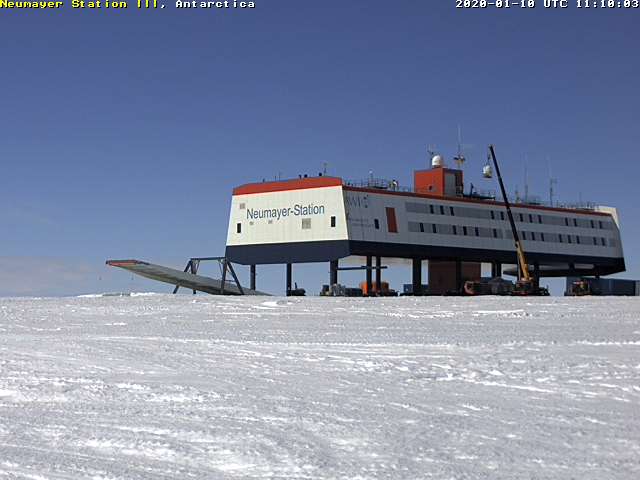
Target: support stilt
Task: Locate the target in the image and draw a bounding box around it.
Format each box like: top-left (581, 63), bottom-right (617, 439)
top-left (250, 264), bottom-right (256, 291)
top-left (455, 260), bottom-right (462, 293)
top-left (330, 260), bottom-right (339, 286)
top-left (286, 263), bottom-right (292, 296)
top-left (412, 258), bottom-right (422, 295)
top-left (366, 256), bottom-right (373, 296)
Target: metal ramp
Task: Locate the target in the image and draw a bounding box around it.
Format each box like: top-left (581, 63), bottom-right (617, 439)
top-left (106, 258), bottom-right (269, 296)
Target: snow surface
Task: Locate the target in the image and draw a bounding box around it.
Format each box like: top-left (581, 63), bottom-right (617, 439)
top-left (0, 295), bottom-right (639, 479)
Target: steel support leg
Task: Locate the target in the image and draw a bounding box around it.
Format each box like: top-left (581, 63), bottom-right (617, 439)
top-left (250, 265), bottom-right (256, 291)
top-left (286, 263), bottom-right (292, 296)
top-left (366, 256), bottom-right (373, 296)
top-left (330, 260), bottom-right (339, 286)
top-left (455, 260), bottom-right (462, 293)
top-left (412, 258), bottom-right (422, 295)
top-left (375, 256), bottom-right (382, 293)
top-left (220, 259), bottom-right (227, 294)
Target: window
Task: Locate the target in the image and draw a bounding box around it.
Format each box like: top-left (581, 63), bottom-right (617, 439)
top-left (576, 236), bottom-right (581, 244)
top-left (440, 205), bottom-right (445, 215)
top-left (599, 221), bottom-right (603, 229)
top-left (239, 203), bottom-right (246, 210)
top-left (519, 213), bottom-right (524, 222)
top-left (590, 220), bottom-right (595, 229)
top-left (593, 237), bottom-right (598, 245)
top-left (432, 224), bottom-right (437, 234)
top-left (450, 206), bottom-right (455, 216)
top-left (490, 211), bottom-right (495, 220)
top-left (463, 226), bottom-right (468, 236)
top-left (559, 234), bottom-right (563, 243)
top-left (573, 218), bottom-right (578, 227)
top-left (567, 235), bottom-right (572, 244)
top-left (236, 223), bottom-right (242, 233)
top-left (565, 218), bottom-right (569, 227)
top-left (529, 214), bottom-right (533, 223)
top-left (452, 225), bottom-right (457, 235)
top-left (531, 232), bottom-right (536, 241)
top-left (302, 218), bottom-right (312, 229)
top-left (492, 228), bottom-right (498, 238)
top-left (330, 216), bottom-right (336, 227)
top-left (419, 222), bottom-right (424, 233)
top-left (429, 205), bottom-right (435, 215)
top-left (540, 233), bottom-right (545, 242)
top-left (522, 231), bottom-right (527, 240)
top-left (538, 215), bottom-right (543, 224)
top-left (374, 219), bottom-right (380, 230)
top-left (500, 211), bottom-right (505, 221)
top-left (475, 227), bottom-right (480, 237)
top-left (601, 237), bottom-right (606, 246)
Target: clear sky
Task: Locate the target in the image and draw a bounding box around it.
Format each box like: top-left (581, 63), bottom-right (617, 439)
top-left (1, 1), bottom-right (638, 296)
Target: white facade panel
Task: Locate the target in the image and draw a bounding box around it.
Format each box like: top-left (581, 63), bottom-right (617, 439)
top-left (343, 189), bottom-right (624, 259)
top-left (227, 186), bottom-right (348, 246)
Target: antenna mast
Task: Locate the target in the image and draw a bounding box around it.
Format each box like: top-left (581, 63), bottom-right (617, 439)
top-left (453, 125), bottom-right (466, 170)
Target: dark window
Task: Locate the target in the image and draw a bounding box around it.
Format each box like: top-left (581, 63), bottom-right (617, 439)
top-left (573, 218), bottom-right (578, 227)
top-left (593, 237), bottom-right (597, 245)
top-left (490, 211), bottom-right (495, 220)
top-left (531, 232), bottom-right (536, 241)
top-left (331, 216), bottom-right (336, 227)
top-left (538, 215), bottom-right (543, 224)
top-left (576, 236), bottom-right (581, 244)
top-left (590, 220), bottom-right (595, 229)
top-left (559, 234), bottom-right (563, 243)
top-left (519, 213), bottom-right (524, 222)
top-left (500, 211), bottom-right (505, 221)
top-left (599, 221), bottom-right (603, 229)
top-left (429, 205), bottom-right (435, 215)
top-left (463, 226), bottom-right (468, 236)
top-left (419, 222), bottom-right (424, 233)
top-left (475, 227), bottom-right (480, 237)
top-left (565, 218), bottom-right (569, 227)
top-left (374, 219), bottom-right (380, 229)
top-left (493, 228), bottom-right (498, 238)
top-left (440, 205), bottom-right (445, 215)
top-left (567, 235), bottom-right (572, 244)
top-left (236, 223), bottom-right (242, 233)
top-left (432, 224), bottom-right (437, 234)
top-left (601, 237), bottom-right (606, 246)
top-left (540, 233), bottom-right (545, 242)
top-left (450, 206), bottom-right (455, 216)
top-left (452, 225), bottom-right (457, 235)
top-left (529, 214), bottom-right (533, 223)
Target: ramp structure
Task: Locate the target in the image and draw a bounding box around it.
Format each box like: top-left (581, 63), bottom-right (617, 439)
top-left (106, 258), bottom-right (268, 296)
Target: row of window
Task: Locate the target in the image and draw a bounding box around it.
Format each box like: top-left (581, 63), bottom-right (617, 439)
top-left (407, 221), bottom-right (615, 247)
top-left (236, 216), bottom-right (337, 233)
top-left (405, 202), bottom-right (613, 230)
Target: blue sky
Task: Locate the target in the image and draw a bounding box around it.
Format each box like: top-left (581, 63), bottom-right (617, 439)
top-left (1, 2), bottom-right (638, 296)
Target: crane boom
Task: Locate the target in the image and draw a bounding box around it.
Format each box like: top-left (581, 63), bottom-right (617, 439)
top-left (488, 145), bottom-right (530, 282)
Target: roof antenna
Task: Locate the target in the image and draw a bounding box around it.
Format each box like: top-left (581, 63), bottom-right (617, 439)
top-left (453, 125), bottom-right (466, 170)
top-left (524, 155), bottom-right (529, 204)
top-left (547, 156), bottom-right (557, 206)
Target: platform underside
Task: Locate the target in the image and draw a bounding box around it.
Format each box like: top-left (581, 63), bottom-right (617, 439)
top-left (225, 241), bottom-right (625, 277)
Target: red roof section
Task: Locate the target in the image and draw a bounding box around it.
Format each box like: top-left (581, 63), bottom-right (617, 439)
top-left (233, 177), bottom-right (343, 195)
